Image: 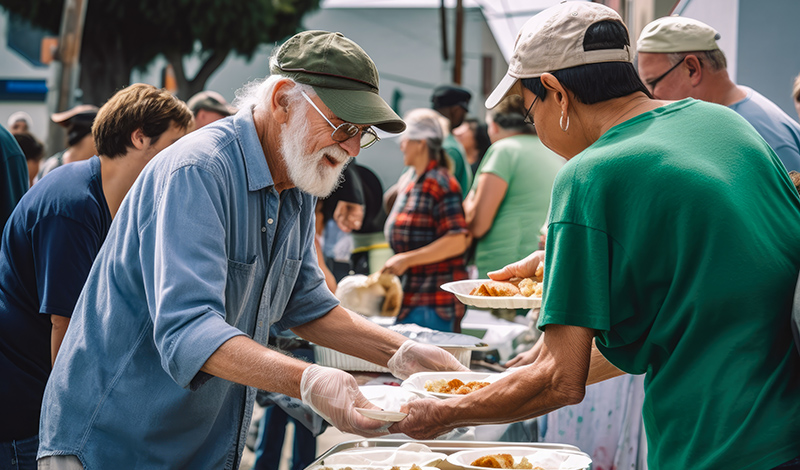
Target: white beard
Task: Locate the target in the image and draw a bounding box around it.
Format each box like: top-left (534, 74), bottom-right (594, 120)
top-left (280, 108), bottom-right (351, 198)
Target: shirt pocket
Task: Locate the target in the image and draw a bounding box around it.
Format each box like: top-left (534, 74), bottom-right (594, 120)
top-left (225, 257), bottom-right (260, 328)
top-left (269, 258), bottom-right (302, 319)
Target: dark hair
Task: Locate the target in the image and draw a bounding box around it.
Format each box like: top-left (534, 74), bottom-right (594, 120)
top-left (521, 20), bottom-right (651, 104)
top-left (490, 95), bottom-right (534, 134)
top-left (93, 84), bottom-right (192, 159)
top-left (12, 132), bottom-right (44, 162)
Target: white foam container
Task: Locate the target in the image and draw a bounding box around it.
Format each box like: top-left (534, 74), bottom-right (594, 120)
top-left (313, 345), bottom-right (472, 373)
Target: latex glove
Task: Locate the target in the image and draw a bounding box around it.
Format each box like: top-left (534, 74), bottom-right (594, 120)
top-left (300, 364), bottom-right (391, 437)
top-left (387, 340), bottom-right (471, 380)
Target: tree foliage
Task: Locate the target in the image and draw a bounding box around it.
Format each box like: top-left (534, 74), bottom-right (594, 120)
top-left (0, 0), bottom-right (320, 104)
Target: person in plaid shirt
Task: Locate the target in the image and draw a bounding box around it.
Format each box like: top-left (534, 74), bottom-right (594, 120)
top-left (382, 109), bottom-right (471, 332)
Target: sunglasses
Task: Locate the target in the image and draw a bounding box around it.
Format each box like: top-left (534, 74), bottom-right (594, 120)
top-left (300, 91), bottom-right (380, 149)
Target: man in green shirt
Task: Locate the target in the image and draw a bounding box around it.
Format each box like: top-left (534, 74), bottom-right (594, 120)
top-left (392, 4), bottom-right (800, 469)
top-left (432, 85), bottom-right (473, 199)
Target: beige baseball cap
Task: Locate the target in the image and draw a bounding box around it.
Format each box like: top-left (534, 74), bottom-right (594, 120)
top-left (486, 1), bottom-right (632, 109)
top-left (637, 16), bottom-right (721, 54)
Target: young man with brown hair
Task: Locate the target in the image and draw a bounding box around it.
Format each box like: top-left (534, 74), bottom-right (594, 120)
top-left (0, 84), bottom-right (191, 470)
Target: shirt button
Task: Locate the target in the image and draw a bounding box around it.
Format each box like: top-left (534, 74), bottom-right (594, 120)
top-left (267, 218), bottom-right (274, 225)
top-left (261, 227), bottom-right (266, 232)
top-left (258, 321), bottom-right (264, 327)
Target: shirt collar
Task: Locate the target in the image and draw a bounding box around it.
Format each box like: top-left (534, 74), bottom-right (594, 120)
top-left (234, 106), bottom-right (274, 192)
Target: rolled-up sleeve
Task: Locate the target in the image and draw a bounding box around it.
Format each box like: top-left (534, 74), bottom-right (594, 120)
top-left (139, 164), bottom-right (245, 388)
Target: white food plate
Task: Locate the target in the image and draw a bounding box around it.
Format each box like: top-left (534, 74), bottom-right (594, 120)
top-left (446, 447), bottom-right (592, 470)
top-left (359, 385), bottom-right (418, 411)
top-left (355, 408), bottom-right (407, 422)
top-left (400, 371), bottom-right (507, 399)
top-left (320, 443), bottom-right (447, 467)
top-left (441, 280), bottom-right (542, 309)
top-left (309, 466), bottom-right (439, 470)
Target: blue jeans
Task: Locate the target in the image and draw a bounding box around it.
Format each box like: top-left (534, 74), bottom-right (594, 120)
top-left (0, 435), bottom-right (38, 470)
top-left (253, 406), bottom-right (316, 470)
top-left (396, 306), bottom-right (454, 332)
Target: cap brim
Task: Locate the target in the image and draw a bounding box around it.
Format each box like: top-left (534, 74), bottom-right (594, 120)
top-left (315, 87), bottom-right (406, 134)
top-left (485, 73), bottom-right (524, 109)
top-left (51, 104), bottom-right (99, 124)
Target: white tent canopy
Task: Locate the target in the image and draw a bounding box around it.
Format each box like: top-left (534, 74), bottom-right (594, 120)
top-left (320, 0), bottom-right (584, 62)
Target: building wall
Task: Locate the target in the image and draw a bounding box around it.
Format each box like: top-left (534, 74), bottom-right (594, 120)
top-left (736, 0), bottom-right (800, 117)
top-left (0, 10), bottom-right (53, 141)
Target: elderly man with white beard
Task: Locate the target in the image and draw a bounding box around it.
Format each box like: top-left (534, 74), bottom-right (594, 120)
top-left (36, 31), bottom-right (469, 470)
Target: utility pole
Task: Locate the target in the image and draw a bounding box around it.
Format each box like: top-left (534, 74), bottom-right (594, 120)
top-left (47, 0), bottom-right (88, 154)
top-left (453, 0), bottom-right (464, 85)
top-left (440, 0), bottom-right (449, 63)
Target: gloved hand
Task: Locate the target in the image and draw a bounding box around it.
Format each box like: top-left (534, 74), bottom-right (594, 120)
top-left (300, 364), bottom-right (391, 437)
top-left (387, 340), bottom-right (471, 380)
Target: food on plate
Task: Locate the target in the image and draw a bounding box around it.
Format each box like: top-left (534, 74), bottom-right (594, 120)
top-left (469, 280), bottom-right (521, 297)
top-left (469, 277), bottom-right (541, 298)
top-left (470, 454), bottom-right (541, 469)
top-left (517, 278), bottom-right (543, 297)
top-left (424, 378), bottom-right (490, 394)
top-left (318, 466), bottom-right (423, 470)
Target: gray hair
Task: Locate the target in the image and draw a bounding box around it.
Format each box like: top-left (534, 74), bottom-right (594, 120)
top-left (667, 49), bottom-right (727, 72)
top-left (233, 59), bottom-right (315, 112)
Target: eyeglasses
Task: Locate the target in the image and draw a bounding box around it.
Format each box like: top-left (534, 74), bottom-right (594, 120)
top-left (646, 56), bottom-right (686, 92)
top-left (523, 96), bottom-right (538, 126)
top-left (300, 91), bottom-right (380, 149)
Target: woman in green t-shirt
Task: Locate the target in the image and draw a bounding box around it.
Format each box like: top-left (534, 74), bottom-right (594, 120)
top-left (463, 95), bottom-right (563, 279)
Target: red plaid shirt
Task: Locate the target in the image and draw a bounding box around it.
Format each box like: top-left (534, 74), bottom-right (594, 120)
top-left (387, 161), bottom-right (468, 323)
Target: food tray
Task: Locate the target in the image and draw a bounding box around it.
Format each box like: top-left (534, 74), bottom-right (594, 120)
top-left (441, 280), bottom-right (542, 309)
top-left (313, 345), bottom-right (472, 373)
top-left (306, 439), bottom-right (588, 470)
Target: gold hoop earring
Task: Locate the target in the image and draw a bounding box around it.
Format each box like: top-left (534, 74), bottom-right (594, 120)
top-left (560, 112), bottom-right (570, 132)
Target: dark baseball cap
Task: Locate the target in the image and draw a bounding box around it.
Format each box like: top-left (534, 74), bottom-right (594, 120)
top-left (431, 85), bottom-right (472, 111)
top-left (270, 30), bottom-right (405, 134)
top-left (187, 91), bottom-right (236, 117)
top-left (51, 104), bottom-right (98, 146)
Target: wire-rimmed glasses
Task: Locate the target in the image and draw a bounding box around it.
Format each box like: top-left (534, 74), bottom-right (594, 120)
top-left (301, 91), bottom-right (380, 149)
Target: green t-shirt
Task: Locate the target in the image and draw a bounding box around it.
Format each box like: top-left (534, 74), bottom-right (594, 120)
top-left (539, 99), bottom-right (800, 470)
top-left (443, 133), bottom-right (472, 200)
top-left (470, 134), bottom-right (563, 278)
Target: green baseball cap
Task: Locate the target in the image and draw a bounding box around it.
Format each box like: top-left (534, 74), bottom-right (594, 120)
top-left (271, 30), bottom-right (406, 134)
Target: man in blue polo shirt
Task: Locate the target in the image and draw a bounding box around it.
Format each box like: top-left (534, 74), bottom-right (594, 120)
top-left (0, 84), bottom-right (192, 470)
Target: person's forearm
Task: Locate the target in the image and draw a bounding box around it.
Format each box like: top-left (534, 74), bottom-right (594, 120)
top-left (586, 340), bottom-right (625, 385)
top-left (200, 335), bottom-right (309, 398)
top-left (434, 351), bottom-right (585, 429)
top-left (51, 316), bottom-right (71, 366)
top-left (403, 232), bottom-right (471, 267)
top-left (292, 305), bottom-right (408, 367)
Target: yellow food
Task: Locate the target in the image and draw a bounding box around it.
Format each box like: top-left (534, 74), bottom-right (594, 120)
top-left (469, 276), bottom-right (541, 298)
top-left (424, 378), bottom-right (490, 394)
top-left (470, 454), bottom-right (542, 469)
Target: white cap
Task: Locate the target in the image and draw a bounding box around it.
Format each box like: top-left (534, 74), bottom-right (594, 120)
top-left (486, 1), bottom-right (632, 109)
top-left (637, 16), bottom-right (721, 54)
top-left (7, 111), bottom-right (33, 129)
top-left (401, 108), bottom-right (446, 141)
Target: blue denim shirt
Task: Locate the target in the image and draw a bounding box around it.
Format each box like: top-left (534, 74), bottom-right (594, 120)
top-left (38, 109), bottom-right (339, 469)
